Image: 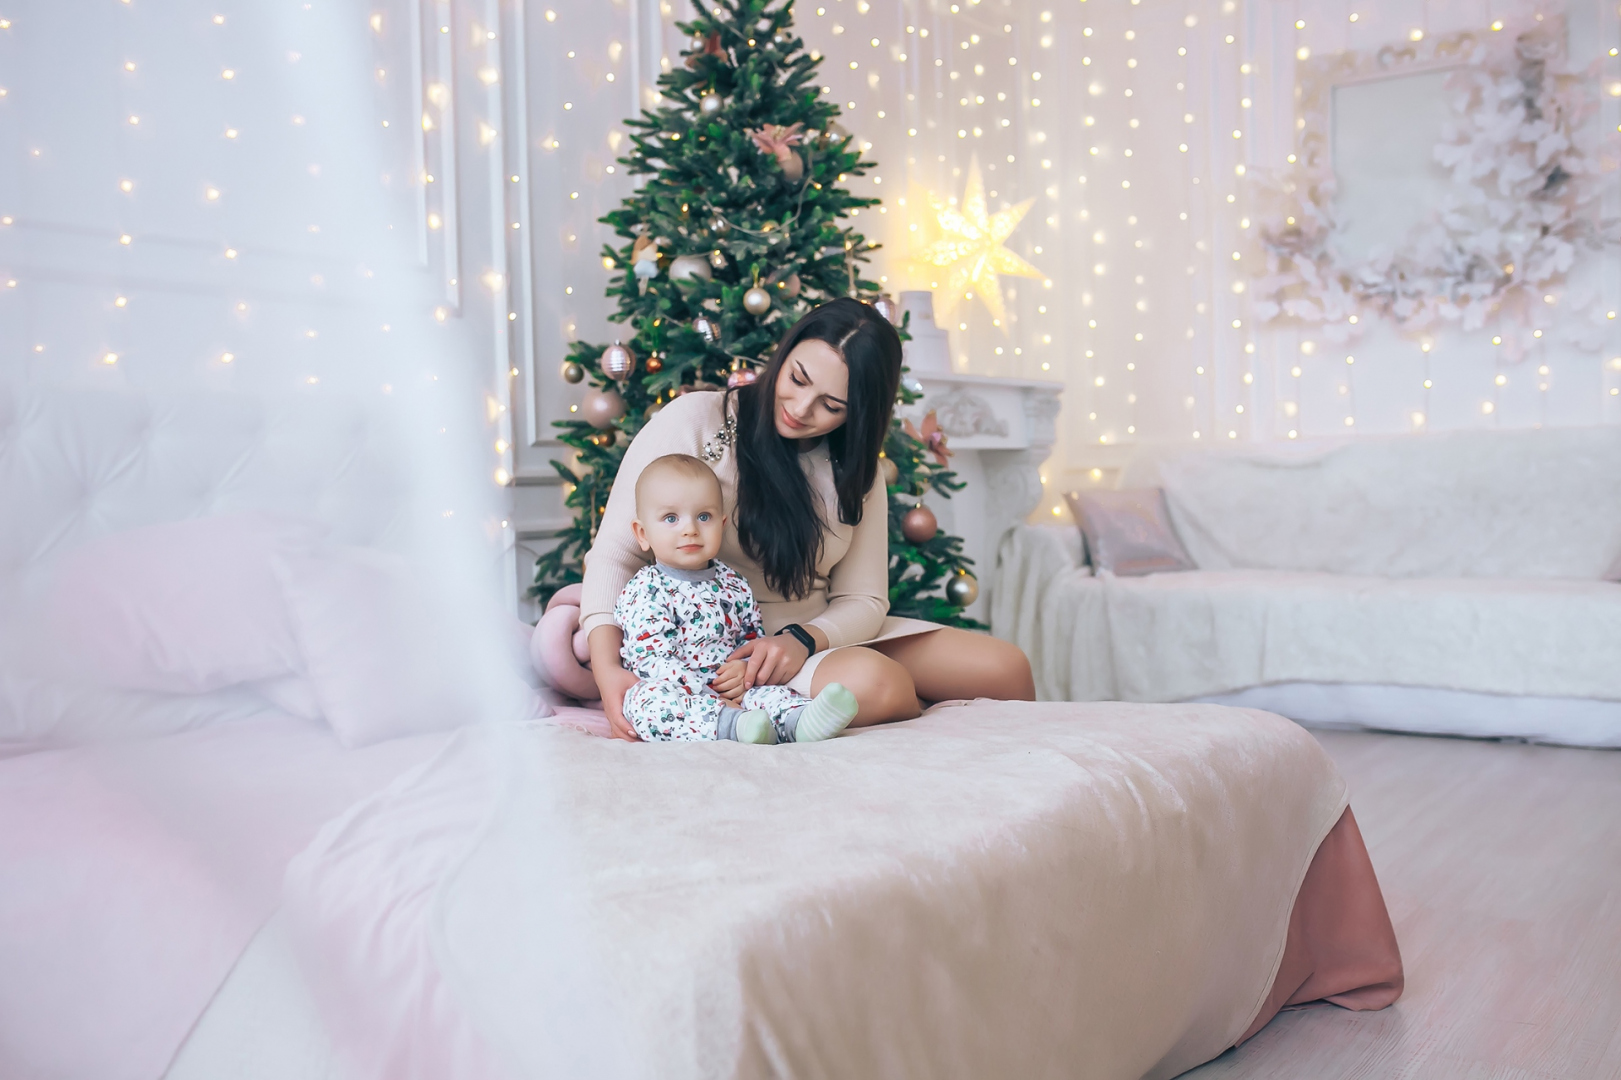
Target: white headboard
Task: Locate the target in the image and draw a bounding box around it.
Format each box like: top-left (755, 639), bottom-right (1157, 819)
top-left (0, 387), bottom-right (412, 591)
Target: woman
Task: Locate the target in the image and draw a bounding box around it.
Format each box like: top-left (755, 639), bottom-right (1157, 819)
top-left (581, 298), bottom-right (1035, 741)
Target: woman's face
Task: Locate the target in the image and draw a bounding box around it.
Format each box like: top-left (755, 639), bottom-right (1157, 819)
top-left (773, 339), bottom-right (849, 441)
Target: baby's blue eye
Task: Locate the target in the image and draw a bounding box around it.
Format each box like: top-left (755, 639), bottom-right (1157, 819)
top-left (698, 512), bottom-right (712, 522)
top-left (663, 514), bottom-right (677, 524)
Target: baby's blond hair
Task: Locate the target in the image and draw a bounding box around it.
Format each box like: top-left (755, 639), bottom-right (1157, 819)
top-left (634, 453), bottom-right (723, 516)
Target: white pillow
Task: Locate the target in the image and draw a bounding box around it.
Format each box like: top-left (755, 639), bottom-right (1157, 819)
top-left (274, 546), bottom-right (535, 748)
top-left (252, 673), bottom-right (325, 721)
top-left (0, 672), bottom-right (287, 747)
top-left (40, 514), bottom-right (320, 695)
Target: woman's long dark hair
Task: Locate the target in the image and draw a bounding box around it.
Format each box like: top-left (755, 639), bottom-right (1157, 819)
top-left (731, 297), bottom-right (902, 600)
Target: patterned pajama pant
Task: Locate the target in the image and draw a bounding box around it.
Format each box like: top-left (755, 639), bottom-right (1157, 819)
top-left (623, 677), bottom-right (808, 742)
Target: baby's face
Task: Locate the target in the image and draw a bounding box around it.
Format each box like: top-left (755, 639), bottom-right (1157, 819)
top-left (633, 472), bottom-right (726, 570)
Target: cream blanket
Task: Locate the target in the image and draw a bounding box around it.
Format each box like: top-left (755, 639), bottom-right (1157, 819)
top-left (286, 702), bottom-right (1349, 1080)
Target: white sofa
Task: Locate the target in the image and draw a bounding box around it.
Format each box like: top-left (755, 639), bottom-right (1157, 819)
top-left (990, 425), bottom-right (1621, 748)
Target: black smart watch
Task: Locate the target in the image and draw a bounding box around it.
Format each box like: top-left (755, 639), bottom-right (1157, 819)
top-left (776, 623), bottom-right (817, 655)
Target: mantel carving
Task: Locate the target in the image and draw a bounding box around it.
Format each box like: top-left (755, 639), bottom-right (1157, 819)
top-left (933, 389), bottom-right (1008, 440)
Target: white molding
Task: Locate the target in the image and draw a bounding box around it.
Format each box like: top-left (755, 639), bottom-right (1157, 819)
top-left (507, 0), bottom-right (540, 447)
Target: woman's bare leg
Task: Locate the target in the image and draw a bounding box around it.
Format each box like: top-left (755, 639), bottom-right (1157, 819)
top-left (874, 628), bottom-right (1035, 704)
top-left (807, 646), bottom-right (923, 726)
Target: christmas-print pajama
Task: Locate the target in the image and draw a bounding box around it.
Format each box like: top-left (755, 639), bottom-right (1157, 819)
top-left (615, 560), bottom-right (810, 742)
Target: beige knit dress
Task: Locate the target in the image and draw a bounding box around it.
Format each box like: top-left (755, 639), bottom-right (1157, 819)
top-left (578, 389), bottom-right (941, 695)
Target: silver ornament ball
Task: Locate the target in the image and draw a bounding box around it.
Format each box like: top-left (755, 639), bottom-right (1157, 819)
top-left (699, 91), bottom-right (724, 117)
top-left (742, 286), bottom-right (772, 316)
top-left (692, 315), bottom-right (718, 343)
top-left (873, 294), bottom-right (899, 324)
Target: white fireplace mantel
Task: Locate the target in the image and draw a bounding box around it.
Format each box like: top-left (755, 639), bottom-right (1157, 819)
top-left (897, 371), bottom-right (1063, 623)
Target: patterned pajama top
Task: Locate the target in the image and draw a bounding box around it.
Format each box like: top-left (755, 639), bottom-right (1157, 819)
top-left (616, 560), bottom-right (812, 741)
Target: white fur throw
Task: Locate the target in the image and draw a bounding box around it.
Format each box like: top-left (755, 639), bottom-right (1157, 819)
top-left (1124, 425), bottom-right (1621, 580)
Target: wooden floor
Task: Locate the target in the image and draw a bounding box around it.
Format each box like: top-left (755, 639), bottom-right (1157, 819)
top-left (1184, 729), bottom-right (1621, 1080)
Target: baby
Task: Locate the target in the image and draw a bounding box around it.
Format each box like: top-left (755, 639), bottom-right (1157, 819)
top-left (614, 453), bottom-right (859, 744)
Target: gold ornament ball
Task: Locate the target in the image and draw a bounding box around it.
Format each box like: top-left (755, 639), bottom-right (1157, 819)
top-left (901, 504), bottom-right (938, 544)
top-left (581, 388), bottom-right (626, 430)
top-left (699, 91), bottom-right (724, 117)
top-left (560, 360), bottom-right (585, 384)
top-left (743, 286), bottom-right (772, 316)
top-left (645, 354), bottom-right (664, 374)
top-left (668, 254), bottom-right (713, 284)
top-left (711, 216), bottom-right (730, 236)
top-left (708, 249), bottom-right (727, 270)
top-left (599, 341), bottom-right (636, 382)
top-left (778, 272), bottom-right (802, 299)
top-left (945, 571), bottom-right (979, 608)
top-left (879, 456), bottom-right (899, 486)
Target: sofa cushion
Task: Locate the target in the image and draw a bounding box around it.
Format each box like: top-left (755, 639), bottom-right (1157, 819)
top-left (1122, 426), bottom-right (1621, 579)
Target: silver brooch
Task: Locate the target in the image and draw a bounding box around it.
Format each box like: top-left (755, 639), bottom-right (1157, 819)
top-left (700, 412), bottom-right (737, 464)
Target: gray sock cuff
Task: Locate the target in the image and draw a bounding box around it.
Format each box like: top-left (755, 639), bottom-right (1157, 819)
top-left (779, 705), bottom-right (804, 743)
top-left (717, 705), bottom-right (743, 742)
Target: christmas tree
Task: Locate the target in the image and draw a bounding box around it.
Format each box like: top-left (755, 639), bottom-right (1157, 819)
top-left (531, 0), bottom-right (984, 629)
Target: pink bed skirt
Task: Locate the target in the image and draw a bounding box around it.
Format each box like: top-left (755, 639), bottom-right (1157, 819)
top-left (1237, 806), bottom-right (1405, 1043)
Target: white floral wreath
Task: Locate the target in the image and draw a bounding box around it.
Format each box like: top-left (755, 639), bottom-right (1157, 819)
top-left (1250, 10), bottom-right (1619, 360)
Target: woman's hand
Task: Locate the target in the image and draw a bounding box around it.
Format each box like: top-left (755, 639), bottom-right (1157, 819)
top-left (727, 633), bottom-right (813, 690)
top-left (709, 660), bottom-right (749, 703)
top-left (588, 625), bottom-right (642, 742)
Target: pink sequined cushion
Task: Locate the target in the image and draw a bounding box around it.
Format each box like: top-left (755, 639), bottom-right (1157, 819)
top-left (1063, 488), bottom-right (1196, 577)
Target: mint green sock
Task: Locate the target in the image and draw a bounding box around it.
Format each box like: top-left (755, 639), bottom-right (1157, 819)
top-left (786, 683), bottom-right (859, 743)
top-left (732, 708), bottom-right (778, 744)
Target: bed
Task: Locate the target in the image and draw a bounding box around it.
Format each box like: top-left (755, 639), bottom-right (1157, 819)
top-left (0, 694), bottom-right (1405, 1080)
top-left (0, 388), bottom-right (1402, 1079)
top-left (152, 699), bottom-right (1400, 1080)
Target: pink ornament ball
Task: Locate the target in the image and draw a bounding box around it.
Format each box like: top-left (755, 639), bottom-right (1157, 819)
top-left (901, 504), bottom-right (937, 544)
top-left (599, 342), bottom-right (636, 382)
top-left (581, 388), bottom-right (627, 430)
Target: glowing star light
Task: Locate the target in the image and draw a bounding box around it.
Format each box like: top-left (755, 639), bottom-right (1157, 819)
top-left (914, 154), bottom-right (1044, 328)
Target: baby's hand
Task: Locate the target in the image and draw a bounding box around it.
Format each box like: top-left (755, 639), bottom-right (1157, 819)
top-left (709, 660), bottom-right (748, 702)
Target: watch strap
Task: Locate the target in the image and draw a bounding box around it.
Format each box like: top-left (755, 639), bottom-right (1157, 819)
top-left (776, 623), bottom-right (817, 655)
